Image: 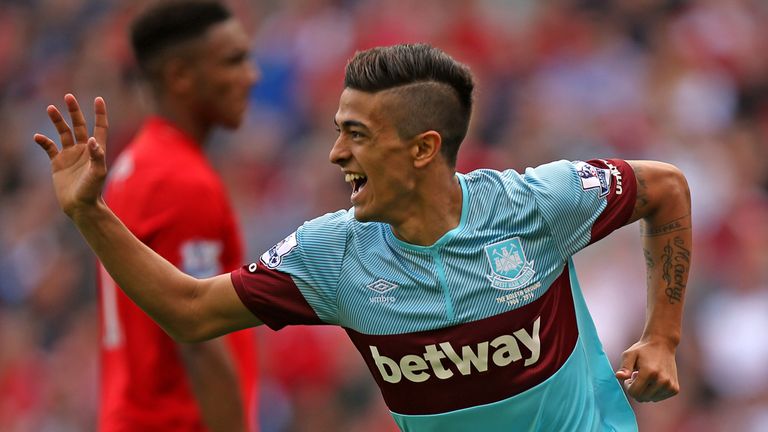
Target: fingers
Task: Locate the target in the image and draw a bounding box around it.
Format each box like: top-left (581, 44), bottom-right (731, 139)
top-left (65, 94), bottom-right (89, 144)
top-left (93, 96), bottom-right (108, 151)
top-left (625, 371), bottom-right (653, 400)
top-left (34, 133), bottom-right (60, 160)
top-left (626, 371), bottom-right (679, 402)
top-left (623, 370), bottom-right (639, 386)
top-left (47, 104), bottom-right (75, 149)
top-left (41, 94), bottom-right (107, 152)
top-left (615, 350), bottom-right (638, 380)
top-left (649, 385), bottom-right (677, 402)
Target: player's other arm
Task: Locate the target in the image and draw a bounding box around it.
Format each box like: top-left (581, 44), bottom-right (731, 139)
top-left (152, 218), bottom-right (250, 429)
top-left (34, 95), bottom-right (261, 342)
top-left (179, 340), bottom-right (247, 432)
top-left (617, 160), bottom-right (691, 402)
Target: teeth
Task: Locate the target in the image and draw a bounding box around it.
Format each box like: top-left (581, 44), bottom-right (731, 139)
top-left (345, 173), bottom-right (367, 183)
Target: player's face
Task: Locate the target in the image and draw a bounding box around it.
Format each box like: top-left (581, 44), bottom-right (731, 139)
top-left (330, 88), bottom-right (418, 224)
top-left (190, 19), bottom-right (258, 128)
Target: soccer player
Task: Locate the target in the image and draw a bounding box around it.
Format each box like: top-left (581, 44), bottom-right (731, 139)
top-left (34, 43), bottom-right (691, 431)
top-left (75, 2), bottom-right (258, 431)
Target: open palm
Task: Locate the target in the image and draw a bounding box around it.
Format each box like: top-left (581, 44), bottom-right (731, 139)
top-left (34, 94), bottom-right (109, 218)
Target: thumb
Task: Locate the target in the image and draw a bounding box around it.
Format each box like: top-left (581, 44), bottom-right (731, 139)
top-left (615, 350), bottom-right (638, 380)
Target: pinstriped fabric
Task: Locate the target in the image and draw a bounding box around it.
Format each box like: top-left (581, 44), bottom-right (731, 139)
top-left (523, 160), bottom-right (609, 259)
top-left (284, 210), bottom-right (351, 324)
top-left (272, 161), bottom-right (606, 335)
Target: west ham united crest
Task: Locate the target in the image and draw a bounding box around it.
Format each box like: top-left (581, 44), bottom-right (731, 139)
top-left (484, 237), bottom-right (536, 290)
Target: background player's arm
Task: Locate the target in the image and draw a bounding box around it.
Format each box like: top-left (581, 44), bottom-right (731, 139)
top-left (617, 160), bottom-right (692, 402)
top-left (150, 214), bottom-right (251, 428)
top-left (179, 340), bottom-right (247, 432)
top-left (34, 95), bottom-right (262, 342)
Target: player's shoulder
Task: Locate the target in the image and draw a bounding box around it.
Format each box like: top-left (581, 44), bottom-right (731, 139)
top-left (108, 153), bottom-right (224, 215)
top-left (297, 207), bottom-right (389, 248)
top-left (460, 162), bottom-right (587, 207)
top-left (460, 167), bottom-right (534, 202)
top-left (300, 208), bottom-right (355, 235)
top-left (130, 118), bottom-right (212, 172)
top-left (445, 164), bottom-right (581, 197)
top-left (515, 159), bottom-right (591, 195)
top-left (523, 159), bottom-right (578, 179)
top-left (125, 140), bottom-right (219, 189)
top-left (462, 166), bottom-right (541, 186)
top-left (523, 159), bottom-right (617, 195)
top-left (288, 209), bottom-right (355, 264)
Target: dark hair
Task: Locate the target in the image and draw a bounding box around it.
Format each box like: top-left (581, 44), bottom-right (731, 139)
top-left (344, 44), bottom-right (475, 167)
top-left (130, 0), bottom-right (231, 76)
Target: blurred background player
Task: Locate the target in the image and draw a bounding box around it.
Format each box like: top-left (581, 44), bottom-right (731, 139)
top-left (97, 1), bottom-right (258, 431)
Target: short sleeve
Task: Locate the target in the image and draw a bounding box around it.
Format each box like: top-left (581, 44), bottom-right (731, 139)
top-left (231, 210), bottom-right (351, 328)
top-left (523, 159), bottom-right (636, 258)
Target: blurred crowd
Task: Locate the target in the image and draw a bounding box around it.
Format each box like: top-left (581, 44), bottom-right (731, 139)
top-left (1, 0), bottom-right (767, 431)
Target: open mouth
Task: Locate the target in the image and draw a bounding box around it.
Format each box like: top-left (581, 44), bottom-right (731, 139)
top-left (345, 173), bottom-right (368, 198)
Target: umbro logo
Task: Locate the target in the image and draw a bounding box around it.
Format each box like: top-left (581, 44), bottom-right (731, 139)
top-left (367, 279), bottom-right (398, 304)
top-left (367, 279), bottom-right (398, 293)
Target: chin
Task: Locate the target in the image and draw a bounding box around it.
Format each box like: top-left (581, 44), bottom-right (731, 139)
top-left (351, 206), bottom-right (373, 223)
top-left (352, 210), bottom-right (370, 222)
top-left (223, 116), bottom-right (243, 129)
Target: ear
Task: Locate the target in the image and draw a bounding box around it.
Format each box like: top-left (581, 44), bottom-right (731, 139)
top-left (163, 56), bottom-right (196, 95)
top-left (411, 130), bottom-right (442, 168)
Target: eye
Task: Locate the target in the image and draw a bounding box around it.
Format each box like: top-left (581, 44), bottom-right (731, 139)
top-left (350, 131), bottom-right (364, 139)
top-left (225, 51), bottom-right (249, 65)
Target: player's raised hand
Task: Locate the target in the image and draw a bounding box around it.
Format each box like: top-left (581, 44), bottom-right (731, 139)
top-left (34, 94), bottom-right (109, 218)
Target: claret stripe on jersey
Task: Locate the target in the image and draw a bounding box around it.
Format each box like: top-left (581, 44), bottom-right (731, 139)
top-left (345, 267), bottom-right (577, 415)
top-left (232, 260), bottom-right (324, 329)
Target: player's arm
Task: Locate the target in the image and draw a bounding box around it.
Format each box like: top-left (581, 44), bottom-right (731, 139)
top-left (616, 160), bottom-right (691, 403)
top-left (33, 94), bottom-right (261, 342)
top-left (179, 340), bottom-right (247, 432)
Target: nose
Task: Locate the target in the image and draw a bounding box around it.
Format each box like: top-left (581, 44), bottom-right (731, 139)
top-left (247, 62), bottom-right (260, 86)
top-left (329, 135), bottom-right (350, 166)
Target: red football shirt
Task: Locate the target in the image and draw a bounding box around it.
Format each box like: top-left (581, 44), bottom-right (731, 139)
top-left (98, 116), bottom-right (258, 431)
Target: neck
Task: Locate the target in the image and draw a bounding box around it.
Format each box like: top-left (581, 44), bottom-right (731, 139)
top-left (390, 172), bottom-right (463, 247)
top-left (155, 97), bottom-right (210, 145)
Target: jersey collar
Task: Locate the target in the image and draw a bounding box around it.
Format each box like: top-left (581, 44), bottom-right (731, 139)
top-left (386, 173), bottom-right (469, 252)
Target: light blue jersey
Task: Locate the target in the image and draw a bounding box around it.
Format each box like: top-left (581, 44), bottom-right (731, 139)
top-left (232, 159), bottom-right (638, 431)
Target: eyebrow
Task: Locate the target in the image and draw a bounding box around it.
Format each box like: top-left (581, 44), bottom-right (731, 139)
top-left (333, 118), bottom-right (370, 131)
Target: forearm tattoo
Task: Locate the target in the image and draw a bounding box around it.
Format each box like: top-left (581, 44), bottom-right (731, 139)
top-left (640, 215), bottom-right (690, 237)
top-left (643, 248), bottom-right (654, 281)
top-left (643, 248), bottom-right (654, 268)
top-left (661, 236), bottom-right (690, 304)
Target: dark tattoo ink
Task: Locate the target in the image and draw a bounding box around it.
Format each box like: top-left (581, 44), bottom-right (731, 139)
top-left (643, 248), bottom-right (654, 268)
top-left (641, 215), bottom-right (691, 237)
top-left (643, 248), bottom-right (654, 281)
top-left (662, 236), bottom-right (689, 304)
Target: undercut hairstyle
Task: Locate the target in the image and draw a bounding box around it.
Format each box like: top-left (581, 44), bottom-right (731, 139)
top-left (130, 0), bottom-right (231, 80)
top-left (344, 44), bottom-right (475, 167)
